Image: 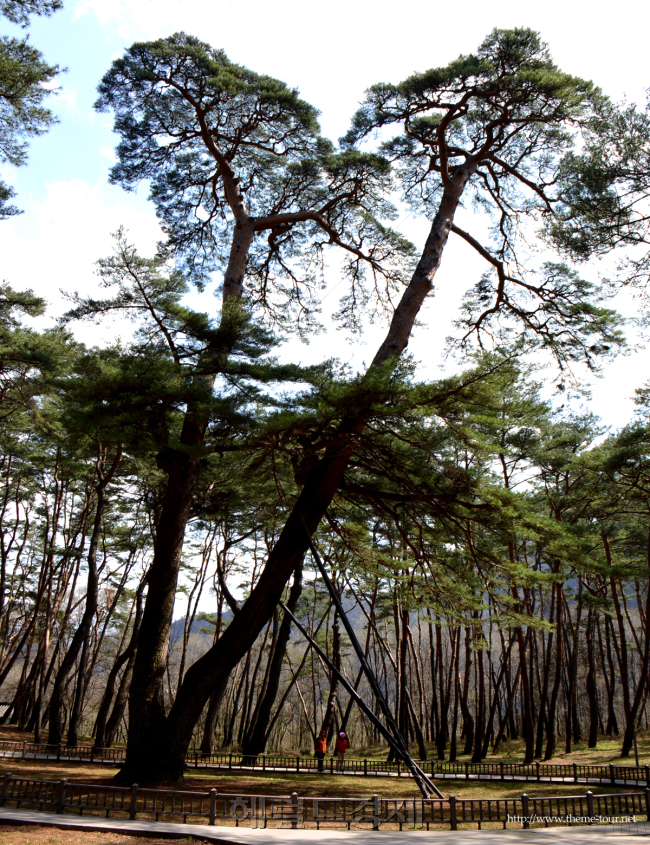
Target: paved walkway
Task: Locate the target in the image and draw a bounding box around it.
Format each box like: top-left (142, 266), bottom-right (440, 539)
top-left (1, 808), bottom-right (649, 843)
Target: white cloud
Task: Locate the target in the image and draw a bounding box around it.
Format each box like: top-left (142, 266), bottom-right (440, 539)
top-left (0, 178), bottom-right (162, 343)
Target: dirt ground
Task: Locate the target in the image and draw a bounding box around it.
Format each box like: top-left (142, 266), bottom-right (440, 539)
top-left (0, 825), bottom-right (204, 844)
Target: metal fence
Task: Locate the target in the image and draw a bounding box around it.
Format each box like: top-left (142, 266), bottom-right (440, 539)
top-left (1, 772), bottom-right (649, 830)
top-left (1, 739), bottom-right (649, 788)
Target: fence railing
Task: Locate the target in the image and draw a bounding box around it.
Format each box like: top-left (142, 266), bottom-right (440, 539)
top-left (1, 739), bottom-right (649, 788)
top-left (0, 772), bottom-right (648, 830)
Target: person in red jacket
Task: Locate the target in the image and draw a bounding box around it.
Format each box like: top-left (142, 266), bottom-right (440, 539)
top-left (314, 729), bottom-right (327, 773)
top-left (335, 731), bottom-right (350, 771)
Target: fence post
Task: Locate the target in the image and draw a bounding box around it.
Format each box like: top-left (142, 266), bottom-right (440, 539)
top-left (90, 747), bottom-right (94, 764)
top-left (209, 788), bottom-right (217, 825)
top-left (644, 788), bottom-right (650, 822)
top-left (57, 744), bottom-right (62, 762)
top-left (573, 762), bottom-right (578, 783)
top-left (228, 752), bottom-right (232, 769)
top-left (296, 756), bottom-right (300, 773)
top-left (330, 757), bottom-right (334, 775)
top-left (521, 794), bottom-right (529, 829)
top-left (397, 761), bottom-right (401, 777)
top-left (364, 758), bottom-right (368, 777)
top-left (610, 763), bottom-right (616, 786)
top-left (0, 773), bottom-right (10, 807)
top-left (586, 790), bottom-right (594, 824)
top-left (262, 754), bottom-right (266, 772)
top-left (449, 795), bottom-right (458, 831)
top-left (21, 741), bottom-right (26, 757)
top-left (465, 761), bottom-right (469, 780)
top-left (645, 764), bottom-right (649, 788)
top-left (291, 792), bottom-right (298, 830)
top-left (129, 783), bottom-right (139, 820)
top-left (56, 779), bottom-right (67, 814)
top-left (370, 793), bottom-right (379, 830)
top-left (536, 761), bottom-right (540, 782)
top-left (500, 761), bottom-right (504, 782)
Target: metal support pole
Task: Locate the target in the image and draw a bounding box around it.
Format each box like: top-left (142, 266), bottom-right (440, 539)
top-left (298, 520), bottom-right (442, 798)
top-left (279, 600), bottom-right (443, 798)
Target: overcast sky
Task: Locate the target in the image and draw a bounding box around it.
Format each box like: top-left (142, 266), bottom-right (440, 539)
top-left (1, 0), bottom-right (649, 430)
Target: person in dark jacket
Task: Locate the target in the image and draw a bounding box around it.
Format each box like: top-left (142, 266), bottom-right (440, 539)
top-left (315, 729), bottom-right (327, 773)
top-left (335, 731), bottom-right (349, 771)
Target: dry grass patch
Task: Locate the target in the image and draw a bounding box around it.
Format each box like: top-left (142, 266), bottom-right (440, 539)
top-left (0, 825), bottom-right (202, 844)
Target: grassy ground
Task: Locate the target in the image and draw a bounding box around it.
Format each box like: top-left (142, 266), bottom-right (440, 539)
top-left (2, 724), bottom-right (647, 799)
top-left (0, 755), bottom-right (639, 800)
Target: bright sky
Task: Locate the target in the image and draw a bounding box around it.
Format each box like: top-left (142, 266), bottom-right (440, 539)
top-left (1, 0), bottom-right (650, 430)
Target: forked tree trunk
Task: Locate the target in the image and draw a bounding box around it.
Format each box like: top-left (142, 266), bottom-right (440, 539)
top-left (117, 163), bottom-right (474, 784)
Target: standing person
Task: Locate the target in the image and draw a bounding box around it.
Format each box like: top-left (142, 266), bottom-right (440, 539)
top-left (335, 731), bottom-right (350, 771)
top-left (315, 729), bottom-right (327, 773)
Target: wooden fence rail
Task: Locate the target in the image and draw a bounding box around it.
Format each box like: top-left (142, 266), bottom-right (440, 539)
top-left (1, 772), bottom-right (649, 830)
top-left (1, 740), bottom-right (649, 788)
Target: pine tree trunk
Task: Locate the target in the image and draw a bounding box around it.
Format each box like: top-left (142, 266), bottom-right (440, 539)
top-left (471, 645), bottom-right (485, 763)
top-left (66, 633), bottom-right (90, 746)
top-left (586, 609), bottom-right (599, 748)
top-left (460, 626), bottom-right (475, 755)
top-left (105, 652), bottom-right (136, 746)
top-left (544, 583), bottom-right (563, 760)
top-left (199, 678), bottom-right (228, 755)
top-left (621, 530), bottom-right (650, 757)
top-left (318, 609), bottom-right (341, 742)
